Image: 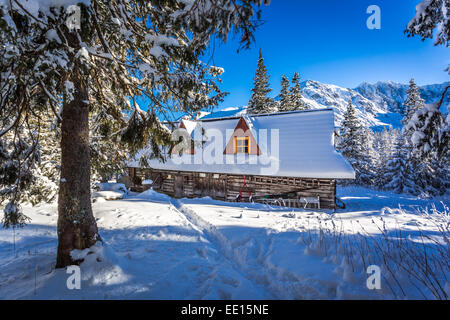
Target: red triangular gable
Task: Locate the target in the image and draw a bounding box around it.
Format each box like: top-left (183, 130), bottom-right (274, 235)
top-left (223, 117), bottom-right (261, 155)
top-left (171, 121), bottom-right (195, 154)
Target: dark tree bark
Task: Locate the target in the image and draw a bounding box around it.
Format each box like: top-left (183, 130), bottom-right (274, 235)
top-left (56, 72), bottom-right (101, 268)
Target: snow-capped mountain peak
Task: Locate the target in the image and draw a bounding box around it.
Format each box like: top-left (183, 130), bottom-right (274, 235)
top-left (299, 80), bottom-right (385, 128)
top-left (200, 80), bottom-right (449, 130)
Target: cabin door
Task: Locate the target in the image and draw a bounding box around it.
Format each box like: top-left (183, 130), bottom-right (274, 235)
top-left (211, 175), bottom-right (226, 200)
top-left (174, 174), bottom-right (184, 198)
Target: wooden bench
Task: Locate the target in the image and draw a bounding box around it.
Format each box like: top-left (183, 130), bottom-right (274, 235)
top-left (298, 196), bottom-right (320, 209)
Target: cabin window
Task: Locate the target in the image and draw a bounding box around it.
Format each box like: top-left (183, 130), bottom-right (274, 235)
top-left (199, 173), bottom-right (206, 178)
top-left (213, 174), bottom-right (220, 179)
top-left (235, 137), bottom-right (249, 154)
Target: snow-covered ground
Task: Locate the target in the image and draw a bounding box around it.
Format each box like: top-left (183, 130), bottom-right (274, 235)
top-left (0, 187), bottom-right (448, 299)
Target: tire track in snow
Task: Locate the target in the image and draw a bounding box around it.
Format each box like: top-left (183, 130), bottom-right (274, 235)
top-left (169, 199), bottom-right (279, 299)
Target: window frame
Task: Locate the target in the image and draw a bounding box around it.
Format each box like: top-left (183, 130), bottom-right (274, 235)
top-left (234, 137), bottom-right (250, 154)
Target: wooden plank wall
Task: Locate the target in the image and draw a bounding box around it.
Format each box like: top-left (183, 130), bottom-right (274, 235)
top-left (133, 168), bottom-right (336, 209)
top-left (224, 175), bottom-right (336, 209)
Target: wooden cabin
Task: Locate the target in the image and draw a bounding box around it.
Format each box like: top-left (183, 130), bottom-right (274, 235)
top-left (127, 109), bottom-right (355, 209)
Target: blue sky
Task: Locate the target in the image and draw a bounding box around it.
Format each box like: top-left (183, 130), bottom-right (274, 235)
top-left (201, 0), bottom-right (449, 110)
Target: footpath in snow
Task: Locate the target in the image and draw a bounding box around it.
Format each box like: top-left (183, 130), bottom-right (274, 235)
top-left (0, 186), bottom-right (448, 299)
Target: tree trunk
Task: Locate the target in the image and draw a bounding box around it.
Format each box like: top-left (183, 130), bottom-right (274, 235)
top-left (56, 73), bottom-right (101, 268)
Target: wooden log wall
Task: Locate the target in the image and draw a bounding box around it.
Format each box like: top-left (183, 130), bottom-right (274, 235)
top-left (131, 168), bottom-right (337, 209)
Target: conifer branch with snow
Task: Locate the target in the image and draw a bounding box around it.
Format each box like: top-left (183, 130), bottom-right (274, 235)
top-left (0, 0), bottom-right (267, 267)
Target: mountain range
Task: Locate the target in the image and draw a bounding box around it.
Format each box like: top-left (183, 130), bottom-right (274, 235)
top-left (199, 80), bottom-right (450, 130)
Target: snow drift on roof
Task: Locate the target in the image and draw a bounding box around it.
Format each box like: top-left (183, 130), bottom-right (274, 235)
top-left (129, 109), bottom-right (355, 179)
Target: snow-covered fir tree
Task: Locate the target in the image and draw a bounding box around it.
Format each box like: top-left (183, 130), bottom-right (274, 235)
top-left (338, 100), bottom-right (361, 161)
top-left (337, 100), bottom-right (374, 185)
top-left (428, 145), bottom-right (449, 195)
top-left (402, 79), bottom-right (426, 125)
top-left (373, 127), bottom-right (397, 188)
top-left (25, 114), bottom-right (60, 206)
top-left (0, 0), bottom-right (266, 267)
top-left (405, 102), bottom-right (447, 161)
top-left (398, 79), bottom-right (428, 195)
top-left (358, 126), bottom-right (377, 186)
top-left (0, 108), bottom-right (129, 208)
top-left (90, 111), bottom-right (128, 183)
top-left (271, 100), bottom-right (281, 112)
top-left (290, 72), bottom-right (307, 110)
top-left (384, 134), bottom-right (418, 194)
top-left (279, 75), bottom-right (294, 112)
top-left (0, 128), bottom-right (36, 227)
top-left (406, 0), bottom-right (449, 73)
top-left (0, 109), bottom-right (61, 210)
top-left (404, 88), bottom-right (449, 196)
top-left (405, 0), bottom-right (449, 47)
top-left (404, 0), bottom-right (449, 195)
top-left (436, 113), bottom-right (450, 194)
top-left (247, 49), bottom-right (275, 114)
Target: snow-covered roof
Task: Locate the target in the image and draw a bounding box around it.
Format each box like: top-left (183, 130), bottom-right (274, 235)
top-left (180, 119), bottom-right (199, 136)
top-left (130, 109), bottom-right (355, 179)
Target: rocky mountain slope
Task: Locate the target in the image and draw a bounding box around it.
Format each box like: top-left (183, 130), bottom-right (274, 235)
top-left (200, 80), bottom-right (449, 129)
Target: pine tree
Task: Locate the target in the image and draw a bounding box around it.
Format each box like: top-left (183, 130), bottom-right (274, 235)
top-left (435, 113), bottom-right (450, 194)
top-left (0, 0), bottom-right (266, 267)
top-left (358, 127), bottom-right (377, 186)
top-left (428, 150), bottom-right (449, 195)
top-left (25, 113), bottom-right (60, 205)
top-left (270, 100), bottom-right (280, 113)
top-left (398, 82), bottom-right (449, 196)
top-left (290, 72), bottom-right (307, 110)
top-left (399, 79), bottom-right (427, 194)
top-left (404, 101), bottom-right (448, 196)
top-left (373, 127), bottom-right (397, 188)
top-left (90, 111), bottom-right (128, 183)
top-left (338, 100), bottom-right (375, 186)
top-left (384, 135), bottom-right (418, 194)
top-left (279, 75), bottom-right (293, 112)
top-left (405, 0), bottom-right (449, 47)
top-left (402, 79), bottom-right (425, 125)
top-left (338, 100), bottom-right (362, 161)
top-left (404, 0), bottom-right (449, 195)
top-left (247, 49), bottom-right (275, 114)
top-left (0, 128), bottom-right (36, 227)
top-left (405, 102), bottom-right (447, 161)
